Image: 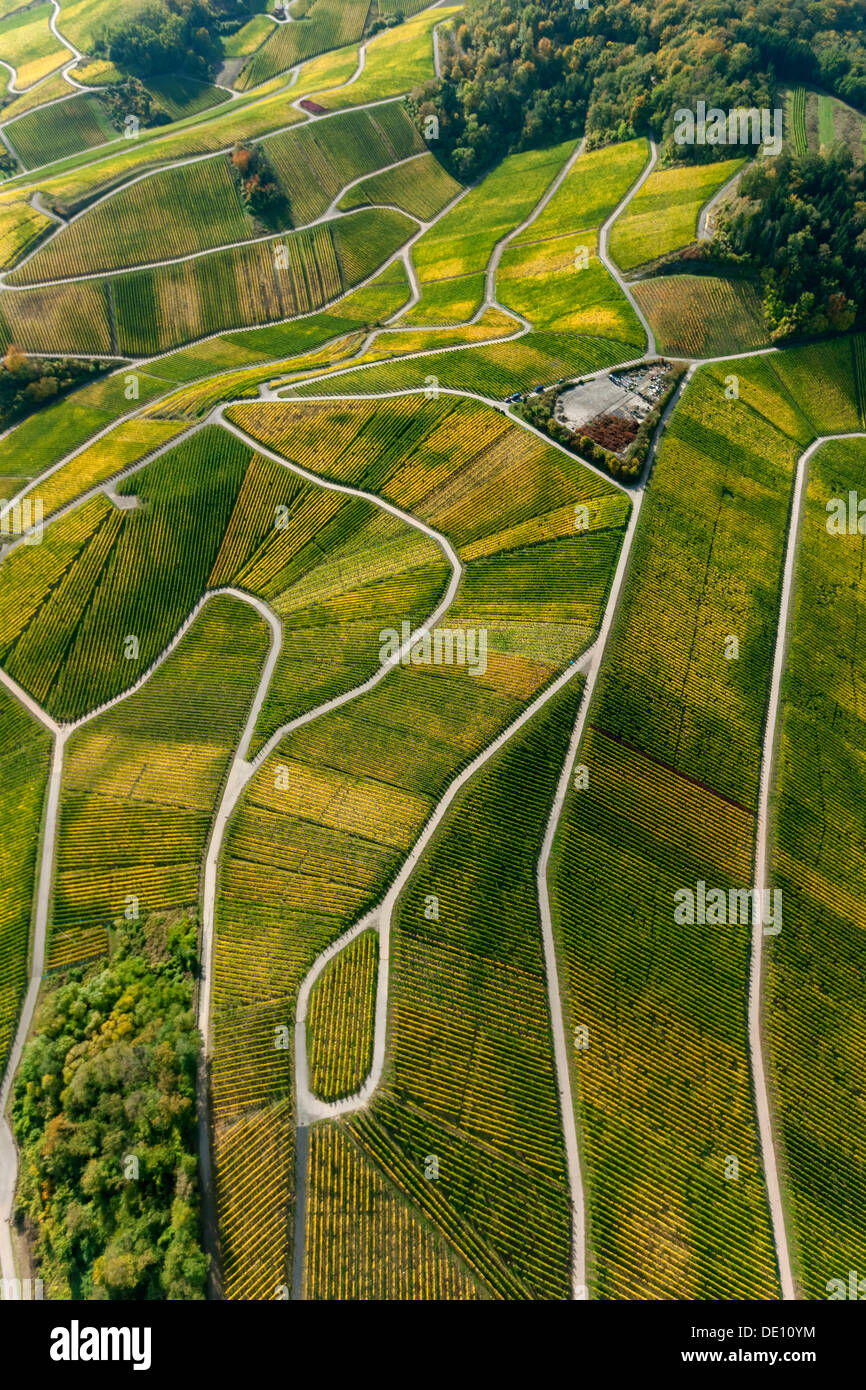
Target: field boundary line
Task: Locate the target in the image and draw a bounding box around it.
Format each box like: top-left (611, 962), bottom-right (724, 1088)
top-left (598, 136), bottom-right (658, 356)
top-left (752, 428), bottom-right (866, 1301)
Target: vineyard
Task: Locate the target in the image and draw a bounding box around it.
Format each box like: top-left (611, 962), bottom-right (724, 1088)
top-left (303, 1123), bottom-right (489, 1298)
top-left (12, 156), bottom-right (253, 282)
top-left (306, 930), bottom-right (378, 1101)
top-left (106, 208), bottom-right (412, 356)
top-left (49, 595), bottom-right (270, 970)
top-left (291, 328), bottom-right (637, 399)
top-left (236, 0), bottom-right (372, 90)
top-left (631, 274), bottom-right (769, 356)
top-left (261, 102), bottom-right (426, 226)
top-left (0, 430), bottom-right (252, 722)
top-left (338, 152), bottom-right (462, 222)
top-left (609, 158), bottom-right (745, 271)
top-left (0, 687), bottom-right (50, 1079)
top-left (547, 347), bottom-right (866, 1297)
top-left (207, 394), bottom-right (629, 1293)
top-left (404, 141), bottom-right (577, 325)
top-left (496, 141), bottom-right (648, 345)
top-left (2, 0), bottom-right (866, 1312)
top-left (767, 435), bottom-right (866, 1298)
top-left (4, 92), bottom-right (115, 170)
top-left (343, 682), bottom-right (583, 1300)
top-left (789, 86), bottom-right (809, 155)
top-left (0, 3), bottom-right (70, 90)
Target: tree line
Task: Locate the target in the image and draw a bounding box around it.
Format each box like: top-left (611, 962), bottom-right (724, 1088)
top-left (414, 0), bottom-right (866, 180)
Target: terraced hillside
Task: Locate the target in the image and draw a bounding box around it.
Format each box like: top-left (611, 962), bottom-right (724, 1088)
top-left (0, 0), bottom-right (865, 1317)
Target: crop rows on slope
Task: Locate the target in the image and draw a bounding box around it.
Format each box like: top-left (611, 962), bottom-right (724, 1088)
top-left (210, 397), bottom-right (628, 1295)
top-left (0, 3), bottom-right (69, 90)
top-left (262, 102), bottom-right (425, 225)
top-left (11, 156), bottom-right (252, 283)
top-left (204, 443), bottom-right (452, 753)
top-left (10, 101), bottom-right (422, 285)
top-left (339, 152), bottom-right (462, 222)
top-left (767, 435), bottom-right (866, 1298)
top-left (304, 1121), bottom-right (489, 1298)
top-left (20, 417), bottom-right (190, 521)
top-left (0, 208), bottom-right (413, 357)
top-left (0, 429), bottom-right (252, 722)
top-left (237, 0), bottom-right (372, 89)
top-left (403, 141), bottom-right (578, 327)
top-left (0, 687), bottom-right (51, 1078)
top-left (49, 596), bottom-right (270, 970)
top-left (339, 680), bottom-right (583, 1300)
top-left (548, 345), bottom-right (862, 1299)
top-left (289, 328), bottom-right (634, 400)
top-left (5, 93), bottom-right (115, 171)
top-left (0, 195), bottom-right (53, 272)
top-left (609, 158), bottom-right (745, 272)
top-left (307, 929), bottom-right (378, 1101)
top-left (497, 139), bottom-right (647, 345)
top-left (213, 1099), bottom-right (294, 1300)
top-left (631, 274), bottom-right (769, 357)
top-left (0, 278), bottom-right (113, 356)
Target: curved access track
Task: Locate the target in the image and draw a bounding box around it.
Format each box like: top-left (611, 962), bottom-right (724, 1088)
top-left (751, 429), bottom-right (866, 1302)
top-left (0, 584), bottom-right (283, 1294)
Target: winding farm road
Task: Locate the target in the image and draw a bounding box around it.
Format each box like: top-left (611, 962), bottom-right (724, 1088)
top-left (751, 429), bottom-right (866, 1302)
top-left (0, 67), bottom-right (820, 1300)
top-left (597, 137), bottom-right (658, 356)
top-left (0, 585), bottom-right (284, 1293)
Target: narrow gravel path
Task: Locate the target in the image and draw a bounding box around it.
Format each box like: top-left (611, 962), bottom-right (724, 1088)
top-left (751, 429), bottom-right (866, 1301)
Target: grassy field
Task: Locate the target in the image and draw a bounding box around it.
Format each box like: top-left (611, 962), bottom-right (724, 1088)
top-left (609, 158), bottom-right (745, 272)
top-left (631, 274), bottom-right (769, 356)
top-left (767, 434), bottom-right (866, 1298)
